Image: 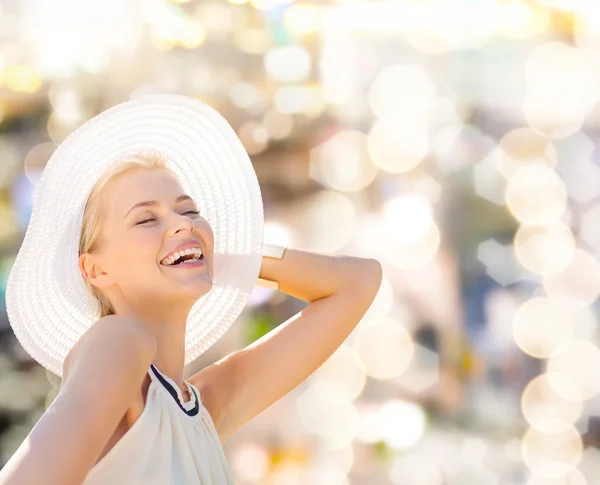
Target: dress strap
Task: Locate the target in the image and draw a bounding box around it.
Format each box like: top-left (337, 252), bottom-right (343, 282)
top-left (149, 364), bottom-right (200, 417)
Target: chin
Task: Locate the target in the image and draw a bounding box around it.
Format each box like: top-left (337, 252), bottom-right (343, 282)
top-left (183, 279), bottom-right (213, 300)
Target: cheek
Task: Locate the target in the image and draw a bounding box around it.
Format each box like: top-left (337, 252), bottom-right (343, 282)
top-left (197, 220), bottom-right (215, 248)
top-left (124, 232), bottom-right (163, 267)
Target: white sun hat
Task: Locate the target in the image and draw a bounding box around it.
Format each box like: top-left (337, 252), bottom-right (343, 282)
top-left (5, 93), bottom-right (264, 377)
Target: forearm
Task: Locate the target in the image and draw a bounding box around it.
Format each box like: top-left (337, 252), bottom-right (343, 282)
top-left (258, 247), bottom-right (382, 302)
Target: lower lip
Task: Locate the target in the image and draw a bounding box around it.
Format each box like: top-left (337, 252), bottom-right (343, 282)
top-left (163, 258), bottom-right (205, 269)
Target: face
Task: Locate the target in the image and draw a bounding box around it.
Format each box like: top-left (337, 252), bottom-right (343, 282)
top-left (81, 168), bottom-right (215, 313)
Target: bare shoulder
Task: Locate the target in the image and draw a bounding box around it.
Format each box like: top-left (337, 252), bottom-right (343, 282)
top-left (0, 316), bottom-right (157, 485)
top-left (63, 314), bottom-right (156, 381)
top-left (57, 315), bottom-right (157, 474)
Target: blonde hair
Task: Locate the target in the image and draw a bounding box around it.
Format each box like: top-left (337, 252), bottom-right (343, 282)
top-left (79, 152), bottom-right (174, 318)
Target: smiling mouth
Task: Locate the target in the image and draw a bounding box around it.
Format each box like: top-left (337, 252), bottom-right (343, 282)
top-left (162, 254), bottom-right (205, 267)
top-left (161, 249), bottom-right (204, 266)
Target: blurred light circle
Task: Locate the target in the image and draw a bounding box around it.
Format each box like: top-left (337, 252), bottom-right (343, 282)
top-left (297, 381), bottom-right (359, 450)
top-left (546, 339), bottom-right (600, 400)
top-left (312, 345), bottom-right (366, 402)
top-left (542, 249), bottom-right (600, 309)
top-left (526, 467), bottom-right (586, 485)
top-left (0, 202), bottom-right (19, 244)
top-left (504, 438), bottom-right (522, 462)
top-left (0, 137), bottom-right (23, 188)
top-left (233, 28), bottom-right (272, 54)
top-left (521, 373), bottom-right (583, 433)
top-left (23, 142), bottom-right (56, 184)
top-left (330, 95), bottom-right (369, 121)
top-left (355, 405), bottom-right (381, 444)
top-left (367, 118), bottom-right (429, 173)
top-left (230, 82), bottom-right (265, 112)
top-left (368, 64), bottom-right (435, 119)
top-left (231, 442), bottom-right (270, 482)
top-left (379, 400), bottom-right (426, 450)
top-left (524, 94), bottom-right (585, 140)
top-left (283, 4), bottom-right (324, 35)
top-left (497, 0), bottom-right (549, 39)
top-left (494, 127), bottom-right (557, 179)
top-left (12, 171), bottom-right (39, 231)
top-left (433, 123), bottom-right (494, 173)
top-left (521, 423), bottom-right (583, 479)
top-left (351, 214), bottom-right (389, 270)
top-left (47, 74), bottom-right (99, 116)
top-left (262, 109), bottom-right (294, 140)
top-left (382, 194), bottom-right (433, 244)
top-left (571, 307), bottom-right (598, 341)
top-left (433, 124), bottom-right (465, 166)
top-left (47, 94), bottom-right (85, 130)
top-left (4, 65), bottom-right (43, 94)
top-left (250, 0), bottom-right (291, 11)
top-left (383, 224), bottom-right (440, 270)
top-left (180, 19), bottom-right (207, 48)
top-left (404, 0), bottom-right (466, 54)
top-left (381, 194), bottom-right (441, 269)
top-left (471, 151), bottom-right (505, 208)
top-left (263, 220), bottom-right (295, 248)
top-left (270, 462), bottom-right (309, 484)
top-left (313, 446), bottom-right (354, 477)
top-left (505, 165), bottom-right (567, 225)
top-left (237, 121), bottom-right (269, 155)
top-left (412, 174), bottom-right (443, 204)
top-left (308, 461), bottom-right (350, 485)
top-left (514, 222), bottom-right (575, 276)
top-left (302, 191), bottom-right (357, 252)
top-left (524, 42), bottom-right (591, 139)
top-left (352, 318), bottom-right (414, 380)
top-left (526, 42), bottom-right (589, 98)
top-left (389, 453), bottom-right (444, 485)
top-left (320, 36), bottom-right (364, 106)
top-left (580, 203), bottom-right (600, 252)
top-left (274, 85), bottom-right (323, 115)
top-left (264, 45), bottom-right (312, 83)
top-left (309, 131), bottom-right (379, 192)
top-left (427, 97), bottom-right (463, 133)
top-left (561, 158), bottom-right (600, 205)
top-left (530, 0), bottom-right (564, 7)
top-left (192, 0), bottom-right (244, 36)
top-left (574, 13), bottom-right (600, 93)
top-left (405, 30), bottom-right (462, 56)
top-left (512, 297), bottom-right (573, 359)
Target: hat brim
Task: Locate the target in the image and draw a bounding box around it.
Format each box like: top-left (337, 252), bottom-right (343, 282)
top-left (6, 94), bottom-right (264, 377)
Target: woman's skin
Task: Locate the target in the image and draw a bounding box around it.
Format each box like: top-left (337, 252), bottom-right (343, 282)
top-left (79, 167), bottom-right (215, 398)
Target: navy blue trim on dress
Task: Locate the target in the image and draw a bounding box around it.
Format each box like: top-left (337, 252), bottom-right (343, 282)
top-left (150, 364), bottom-right (200, 417)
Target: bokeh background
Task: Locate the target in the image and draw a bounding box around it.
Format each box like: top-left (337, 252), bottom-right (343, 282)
top-left (1, 0), bottom-right (600, 483)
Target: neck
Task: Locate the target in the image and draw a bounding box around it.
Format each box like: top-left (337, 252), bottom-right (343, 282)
top-left (151, 325), bottom-right (186, 390)
top-left (112, 297), bottom-right (193, 391)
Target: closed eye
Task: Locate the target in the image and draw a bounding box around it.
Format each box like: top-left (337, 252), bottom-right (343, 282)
top-left (136, 210), bottom-right (200, 226)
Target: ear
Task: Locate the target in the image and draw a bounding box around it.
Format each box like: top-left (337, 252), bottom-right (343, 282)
top-left (79, 252), bottom-right (115, 289)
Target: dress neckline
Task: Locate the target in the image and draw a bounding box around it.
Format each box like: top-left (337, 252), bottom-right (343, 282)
top-left (149, 363), bottom-right (200, 417)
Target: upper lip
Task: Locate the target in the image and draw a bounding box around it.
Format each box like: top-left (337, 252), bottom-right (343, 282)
top-left (160, 240), bottom-right (203, 265)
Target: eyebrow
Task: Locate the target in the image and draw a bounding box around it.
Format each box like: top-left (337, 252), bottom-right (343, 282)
top-left (125, 195), bottom-right (195, 218)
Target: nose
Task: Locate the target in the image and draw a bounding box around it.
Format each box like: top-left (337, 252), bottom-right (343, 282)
top-left (169, 212), bottom-right (195, 236)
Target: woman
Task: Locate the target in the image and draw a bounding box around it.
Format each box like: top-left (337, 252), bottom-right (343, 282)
top-left (0, 94), bottom-right (382, 484)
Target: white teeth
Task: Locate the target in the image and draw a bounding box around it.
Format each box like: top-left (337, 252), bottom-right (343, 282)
top-left (161, 246), bottom-right (203, 266)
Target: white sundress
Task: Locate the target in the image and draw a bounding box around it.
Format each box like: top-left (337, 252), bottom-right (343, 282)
top-left (81, 363), bottom-right (235, 485)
